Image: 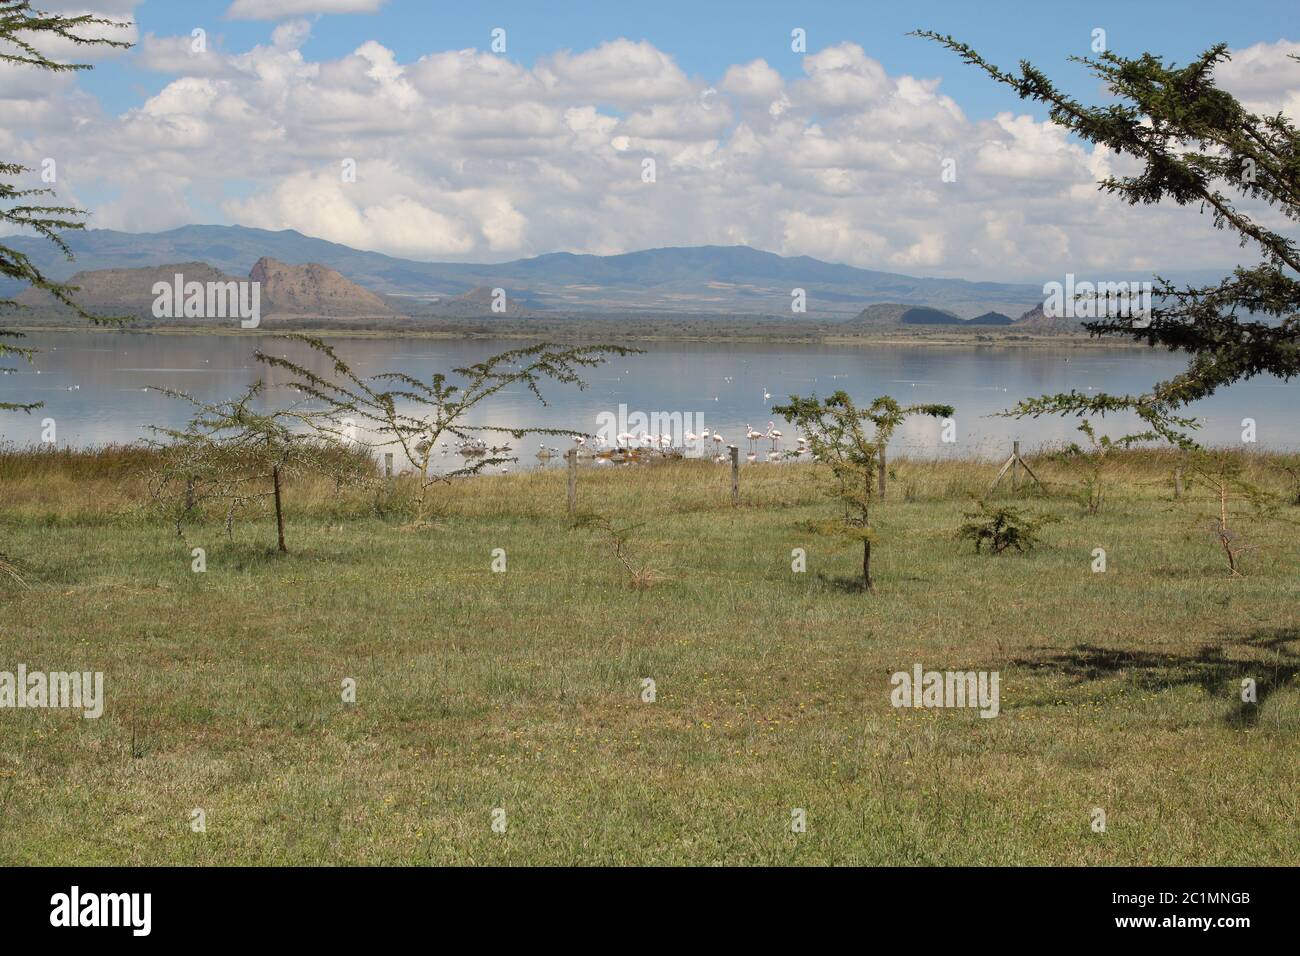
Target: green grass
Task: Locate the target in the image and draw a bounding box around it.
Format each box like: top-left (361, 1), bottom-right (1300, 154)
top-left (0, 448), bottom-right (1297, 865)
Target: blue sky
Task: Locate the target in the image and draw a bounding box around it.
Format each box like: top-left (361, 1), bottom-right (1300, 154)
top-left (92, 0), bottom-right (1298, 119)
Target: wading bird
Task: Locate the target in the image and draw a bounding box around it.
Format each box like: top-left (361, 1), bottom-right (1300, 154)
top-left (766, 421), bottom-right (782, 453)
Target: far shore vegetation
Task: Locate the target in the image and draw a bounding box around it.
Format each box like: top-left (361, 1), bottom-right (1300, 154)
top-left (6, 313), bottom-right (1124, 349)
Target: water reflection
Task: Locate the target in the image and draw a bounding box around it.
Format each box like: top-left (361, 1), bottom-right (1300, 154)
top-left (3, 331), bottom-right (1297, 470)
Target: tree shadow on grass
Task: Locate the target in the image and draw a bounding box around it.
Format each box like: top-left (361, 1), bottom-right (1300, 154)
top-left (1011, 627), bottom-right (1299, 727)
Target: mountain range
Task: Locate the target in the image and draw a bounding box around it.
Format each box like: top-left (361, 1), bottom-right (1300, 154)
top-left (0, 225), bottom-right (1044, 319)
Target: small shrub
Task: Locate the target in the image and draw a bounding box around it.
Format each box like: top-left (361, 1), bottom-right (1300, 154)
top-left (958, 500), bottom-right (1058, 554)
top-left (575, 510), bottom-right (666, 590)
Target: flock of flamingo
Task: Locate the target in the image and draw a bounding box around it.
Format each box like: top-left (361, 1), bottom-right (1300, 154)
top-left (570, 420), bottom-right (803, 464)
top-left (428, 420), bottom-right (808, 473)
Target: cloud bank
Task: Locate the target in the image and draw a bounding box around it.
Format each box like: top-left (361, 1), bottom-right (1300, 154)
top-left (4, 14), bottom-right (1299, 281)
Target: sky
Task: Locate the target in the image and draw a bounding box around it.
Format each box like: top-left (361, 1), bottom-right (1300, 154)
top-left (1, 0), bottom-right (1298, 282)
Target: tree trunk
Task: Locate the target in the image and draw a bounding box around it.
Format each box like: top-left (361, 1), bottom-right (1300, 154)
top-left (272, 464), bottom-right (287, 553)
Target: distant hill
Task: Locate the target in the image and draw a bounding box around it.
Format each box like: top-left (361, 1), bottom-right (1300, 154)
top-left (250, 257), bottom-right (391, 317)
top-left (419, 286), bottom-right (533, 317)
top-left (899, 306), bottom-right (963, 325)
top-left (17, 258), bottom-right (393, 320)
top-left (1011, 303), bottom-right (1084, 332)
top-left (0, 225), bottom-right (1043, 317)
top-left (16, 262), bottom-right (242, 314)
top-left (850, 303), bottom-right (913, 327)
top-left (845, 302), bottom-right (1054, 331)
top-left (969, 310), bottom-right (1014, 326)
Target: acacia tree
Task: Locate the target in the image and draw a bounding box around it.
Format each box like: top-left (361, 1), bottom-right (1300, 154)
top-left (144, 383), bottom-right (369, 553)
top-left (1181, 450), bottom-right (1280, 576)
top-left (1, 2), bottom-right (131, 412)
top-left (772, 392), bottom-right (953, 591)
top-left (253, 335), bottom-right (636, 523)
top-left (1049, 420), bottom-right (1158, 515)
top-left (918, 32), bottom-right (1299, 444)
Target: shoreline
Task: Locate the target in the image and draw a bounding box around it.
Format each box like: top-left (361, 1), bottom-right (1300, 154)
top-left (9, 321), bottom-right (1146, 351)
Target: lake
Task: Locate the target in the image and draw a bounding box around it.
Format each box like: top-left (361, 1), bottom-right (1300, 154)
top-left (3, 330), bottom-right (1297, 467)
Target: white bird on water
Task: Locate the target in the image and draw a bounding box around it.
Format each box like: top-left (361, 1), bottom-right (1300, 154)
top-left (766, 421), bottom-right (782, 452)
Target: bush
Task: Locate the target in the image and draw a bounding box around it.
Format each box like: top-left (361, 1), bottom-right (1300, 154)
top-left (958, 500), bottom-right (1058, 554)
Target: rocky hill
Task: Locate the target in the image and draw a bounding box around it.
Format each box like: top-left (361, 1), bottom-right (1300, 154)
top-left (1010, 303), bottom-right (1084, 332)
top-left (249, 257), bottom-right (392, 316)
top-left (15, 258), bottom-right (394, 320)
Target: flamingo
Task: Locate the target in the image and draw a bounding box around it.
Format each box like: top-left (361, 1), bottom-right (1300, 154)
top-left (700, 428), bottom-right (711, 457)
top-left (712, 433), bottom-right (724, 460)
top-left (745, 423), bottom-right (764, 454)
top-left (766, 421), bottom-right (782, 453)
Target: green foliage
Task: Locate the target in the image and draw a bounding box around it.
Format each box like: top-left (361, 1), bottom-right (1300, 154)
top-left (1181, 450), bottom-right (1283, 576)
top-left (1274, 454), bottom-right (1300, 506)
top-left (0, 2), bottom-right (132, 412)
top-left (254, 335), bottom-right (638, 522)
top-left (958, 500), bottom-right (1059, 554)
top-left (917, 31), bottom-right (1300, 444)
top-left (143, 382), bottom-right (372, 549)
top-left (1048, 420), bottom-right (1158, 514)
top-left (772, 391), bottom-right (952, 590)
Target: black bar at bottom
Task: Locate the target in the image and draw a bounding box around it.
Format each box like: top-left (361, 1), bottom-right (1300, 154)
top-left (0, 866), bottom-right (1289, 941)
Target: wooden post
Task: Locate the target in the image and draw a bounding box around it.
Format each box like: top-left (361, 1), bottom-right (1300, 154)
top-left (989, 442), bottom-right (1042, 494)
top-left (384, 452), bottom-right (394, 478)
top-left (730, 445), bottom-right (740, 506)
top-left (878, 444), bottom-right (887, 499)
top-left (566, 448), bottom-right (577, 516)
top-left (271, 464), bottom-right (286, 553)
top-left (1174, 466), bottom-right (1183, 499)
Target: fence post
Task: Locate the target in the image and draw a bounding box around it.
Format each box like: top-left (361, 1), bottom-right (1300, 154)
top-left (384, 452), bottom-right (394, 478)
top-left (567, 448), bottom-right (577, 516)
top-left (878, 444), bottom-right (887, 499)
top-left (730, 445), bottom-right (740, 506)
top-left (1174, 466), bottom-right (1183, 499)
top-left (1011, 440), bottom-right (1021, 492)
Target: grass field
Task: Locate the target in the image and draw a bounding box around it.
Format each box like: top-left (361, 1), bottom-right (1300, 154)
top-left (1, 446), bottom-right (1297, 865)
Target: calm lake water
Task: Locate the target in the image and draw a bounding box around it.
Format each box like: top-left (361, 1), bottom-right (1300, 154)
top-left (3, 330), bottom-right (1298, 465)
